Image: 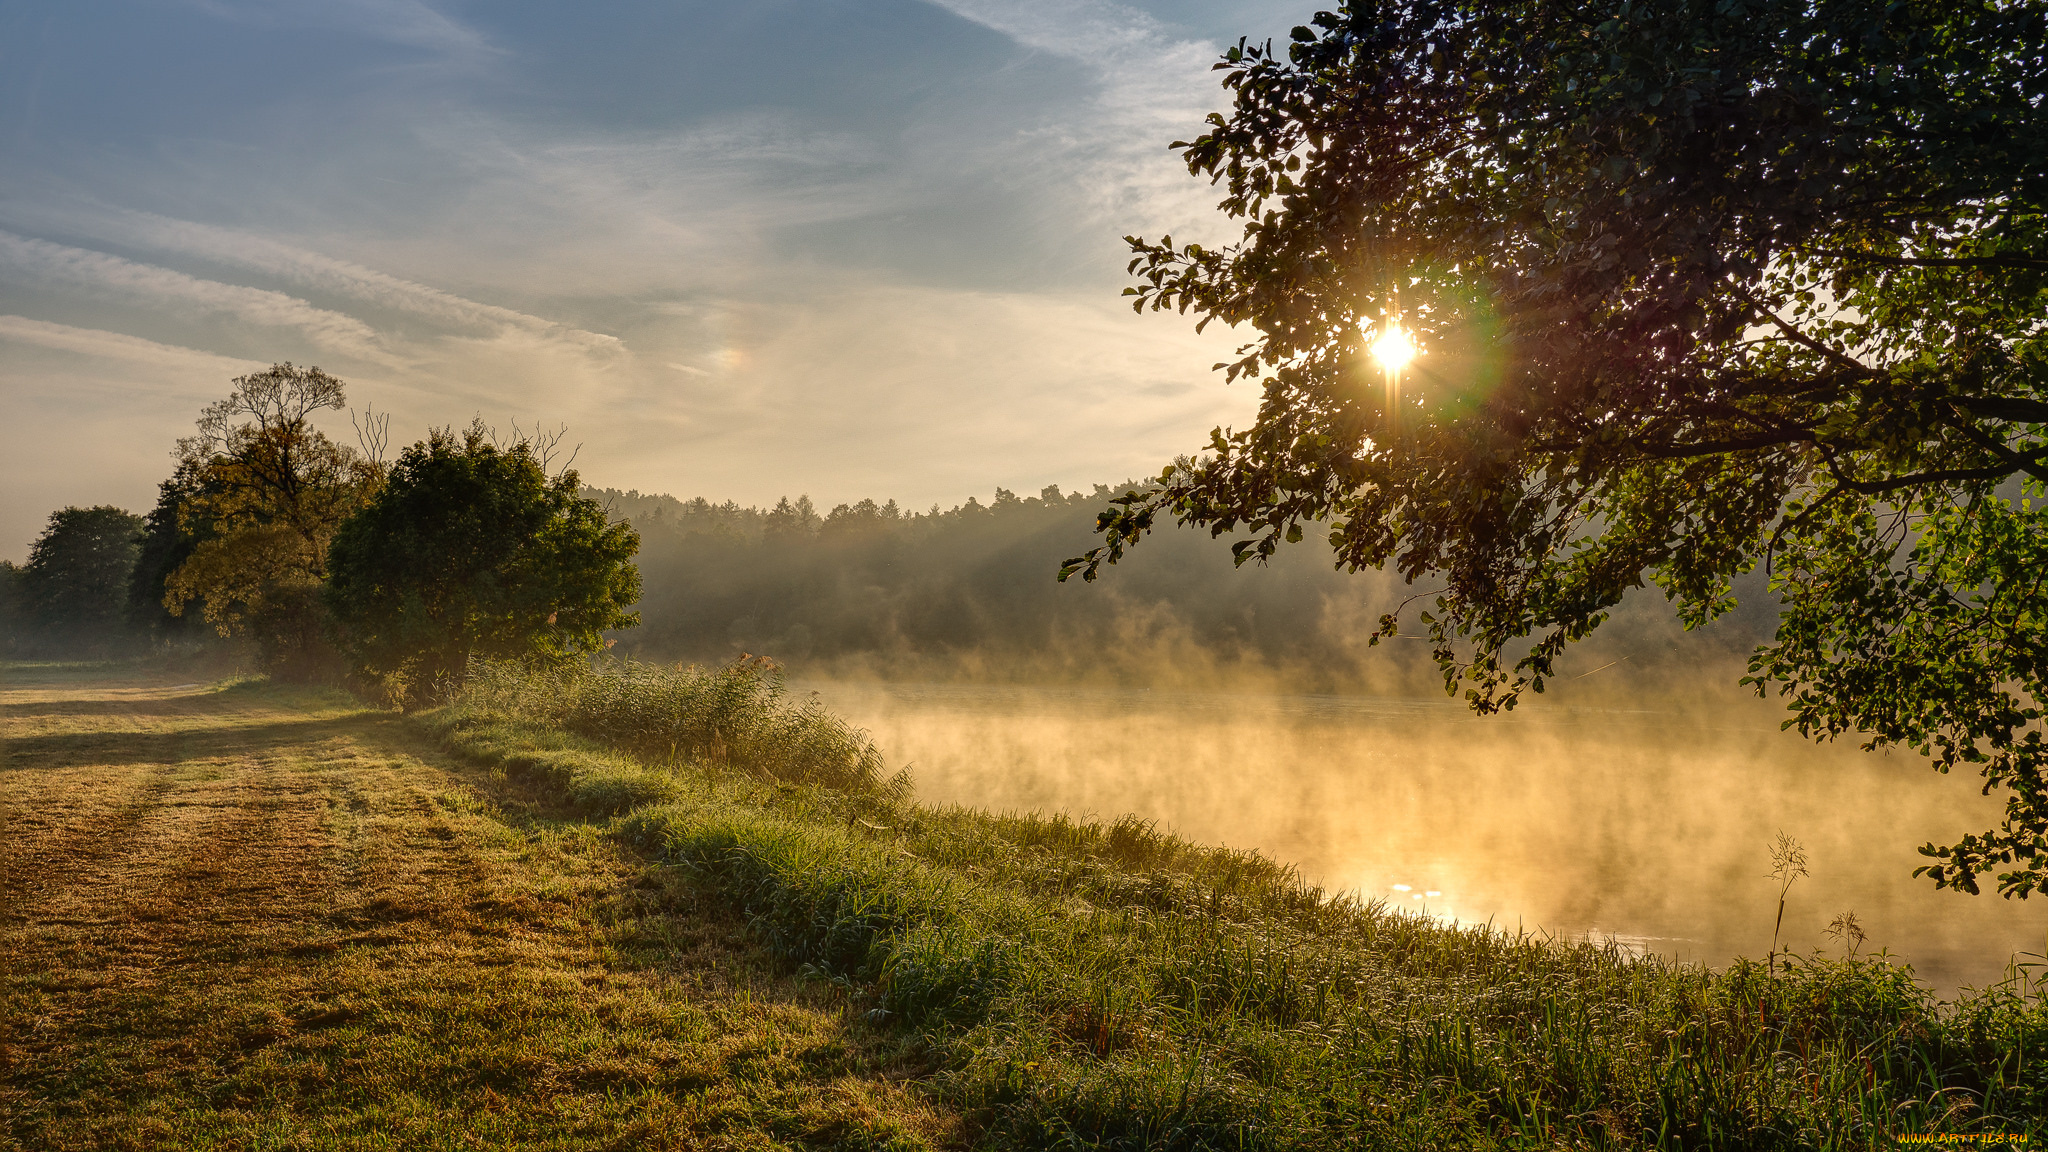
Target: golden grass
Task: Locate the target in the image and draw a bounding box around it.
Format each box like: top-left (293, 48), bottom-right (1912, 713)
top-left (0, 665), bottom-right (959, 1151)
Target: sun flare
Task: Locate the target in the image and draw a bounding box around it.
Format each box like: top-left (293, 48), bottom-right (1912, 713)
top-left (1370, 318), bottom-right (1417, 373)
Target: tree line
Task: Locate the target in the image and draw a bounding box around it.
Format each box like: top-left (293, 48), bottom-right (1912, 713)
top-left (1, 365), bottom-right (639, 707)
top-left (4, 382), bottom-right (1762, 703)
top-left (594, 482), bottom-right (1772, 692)
top-left (607, 483), bottom-right (1385, 686)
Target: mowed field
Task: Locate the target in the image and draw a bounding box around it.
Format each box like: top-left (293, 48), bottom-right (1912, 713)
top-left (0, 666), bottom-right (955, 1151)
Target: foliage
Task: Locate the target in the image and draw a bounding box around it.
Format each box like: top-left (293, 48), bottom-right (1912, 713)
top-left (6, 506), bottom-right (145, 654)
top-left (0, 560), bottom-right (24, 651)
top-left (424, 678), bottom-right (2048, 1150)
top-left (1064, 0), bottom-right (2048, 896)
top-left (163, 363), bottom-right (381, 679)
top-left (125, 463), bottom-right (221, 643)
top-left (322, 426), bottom-right (639, 707)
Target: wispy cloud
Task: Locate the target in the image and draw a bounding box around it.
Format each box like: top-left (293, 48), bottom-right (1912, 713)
top-left (926, 0), bottom-right (1183, 62)
top-left (0, 231), bottom-right (389, 360)
top-left (178, 0), bottom-right (496, 59)
top-left (0, 314), bottom-right (268, 373)
top-left (2, 204), bottom-right (621, 350)
top-left (367, 110), bottom-right (909, 299)
top-left (922, 0), bottom-right (1231, 238)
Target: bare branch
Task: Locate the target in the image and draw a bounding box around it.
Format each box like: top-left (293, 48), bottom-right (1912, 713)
top-left (517, 420), bottom-right (581, 479)
top-left (350, 404), bottom-right (392, 467)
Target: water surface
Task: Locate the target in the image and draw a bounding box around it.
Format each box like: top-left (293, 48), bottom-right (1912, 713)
top-left (804, 679), bottom-right (2046, 996)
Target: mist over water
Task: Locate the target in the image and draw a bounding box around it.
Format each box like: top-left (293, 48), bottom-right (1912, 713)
top-left (599, 487), bottom-right (2043, 995)
top-left (803, 677), bottom-right (2045, 997)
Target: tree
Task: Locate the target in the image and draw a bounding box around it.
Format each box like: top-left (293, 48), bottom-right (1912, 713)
top-left (763, 495), bottom-right (822, 545)
top-left (13, 506), bottom-right (145, 653)
top-left (162, 364), bottom-right (382, 678)
top-left (0, 561), bottom-right (25, 654)
top-left (1064, 0), bottom-right (2048, 895)
top-left (324, 424), bottom-right (641, 708)
top-left (127, 463), bottom-right (222, 645)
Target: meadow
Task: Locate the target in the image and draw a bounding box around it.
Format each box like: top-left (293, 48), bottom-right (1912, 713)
top-left (0, 663), bottom-right (950, 1151)
top-left (7, 655), bottom-right (2044, 1149)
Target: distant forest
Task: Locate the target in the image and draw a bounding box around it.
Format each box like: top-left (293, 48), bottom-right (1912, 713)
top-left (591, 482), bottom-right (1776, 694)
top-left (2, 471), bottom-right (1772, 696)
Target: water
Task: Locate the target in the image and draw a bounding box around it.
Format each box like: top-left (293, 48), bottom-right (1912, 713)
top-left (802, 679), bottom-right (2047, 996)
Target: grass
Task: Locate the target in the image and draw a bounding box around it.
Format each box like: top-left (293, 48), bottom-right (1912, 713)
top-left (0, 663), bottom-right (958, 1151)
top-left (421, 658), bottom-right (2048, 1151)
top-left (9, 655), bottom-right (2044, 1149)
top-left (459, 657), bottom-right (897, 794)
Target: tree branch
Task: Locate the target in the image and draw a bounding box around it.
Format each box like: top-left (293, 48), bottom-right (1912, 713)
top-left (1727, 282), bottom-right (1879, 377)
top-left (1956, 396), bottom-right (2048, 425)
top-left (1806, 249), bottom-right (2048, 272)
top-left (1838, 464), bottom-right (2018, 496)
top-left (1946, 415), bottom-right (2048, 486)
top-left (1627, 431), bottom-right (1815, 458)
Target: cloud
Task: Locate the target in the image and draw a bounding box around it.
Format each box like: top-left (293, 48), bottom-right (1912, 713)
top-left (576, 276), bottom-right (1253, 509)
top-left (926, 0), bottom-right (1181, 62)
top-left (179, 0), bottom-right (496, 59)
top-left (0, 204), bottom-right (622, 352)
top-left (361, 110), bottom-right (910, 299)
top-left (921, 0), bottom-right (1232, 238)
top-left (0, 231), bottom-right (389, 360)
top-left (0, 315), bottom-right (267, 374)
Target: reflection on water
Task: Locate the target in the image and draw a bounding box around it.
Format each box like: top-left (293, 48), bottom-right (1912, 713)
top-left (802, 680), bottom-right (2047, 996)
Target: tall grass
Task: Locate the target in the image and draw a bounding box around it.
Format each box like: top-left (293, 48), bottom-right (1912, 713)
top-left (459, 655), bottom-right (897, 793)
top-left (423, 661), bottom-right (2048, 1149)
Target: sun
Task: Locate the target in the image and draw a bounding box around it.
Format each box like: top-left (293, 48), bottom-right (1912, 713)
top-left (1369, 317), bottom-right (1417, 373)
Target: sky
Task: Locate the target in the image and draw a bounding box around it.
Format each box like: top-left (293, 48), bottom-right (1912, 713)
top-left (0, 0), bottom-right (1311, 560)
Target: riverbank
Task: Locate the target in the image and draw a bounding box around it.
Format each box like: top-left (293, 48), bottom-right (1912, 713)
top-left (422, 660), bottom-right (2048, 1149)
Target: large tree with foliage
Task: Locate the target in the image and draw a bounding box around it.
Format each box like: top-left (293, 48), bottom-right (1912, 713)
top-left (163, 364), bottom-right (382, 678)
top-left (127, 462), bottom-right (223, 645)
top-left (7, 505), bottom-right (144, 653)
top-left (324, 424), bottom-right (641, 708)
top-left (1065, 0), bottom-right (2048, 895)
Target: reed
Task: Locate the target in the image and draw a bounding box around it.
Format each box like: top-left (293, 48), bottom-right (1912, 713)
top-left (458, 654), bottom-right (897, 793)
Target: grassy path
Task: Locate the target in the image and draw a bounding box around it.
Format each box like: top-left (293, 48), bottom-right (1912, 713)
top-left (0, 667), bottom-right (955, 1151)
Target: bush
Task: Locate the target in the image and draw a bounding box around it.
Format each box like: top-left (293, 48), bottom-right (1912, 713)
top-left (324, 426), bottom-right (639, 708)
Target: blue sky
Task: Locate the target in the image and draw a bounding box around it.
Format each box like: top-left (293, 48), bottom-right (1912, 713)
top-left (0, 0), bottom-right (1309, 557)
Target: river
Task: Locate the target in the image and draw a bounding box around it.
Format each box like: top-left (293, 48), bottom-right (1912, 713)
top-left (804, 678), bottom-right (2046, 997)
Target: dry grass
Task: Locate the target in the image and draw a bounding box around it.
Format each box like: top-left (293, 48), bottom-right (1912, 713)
top-left (0, 665), bottom-right (959, 1151)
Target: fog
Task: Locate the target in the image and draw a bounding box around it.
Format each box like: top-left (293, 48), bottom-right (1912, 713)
top-left (600, 481), bottom-right (1780, 695)
top-left (804, 678), bottom-right (2040, 997)
top-left (609, 484), bottom-right (2045, 997)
